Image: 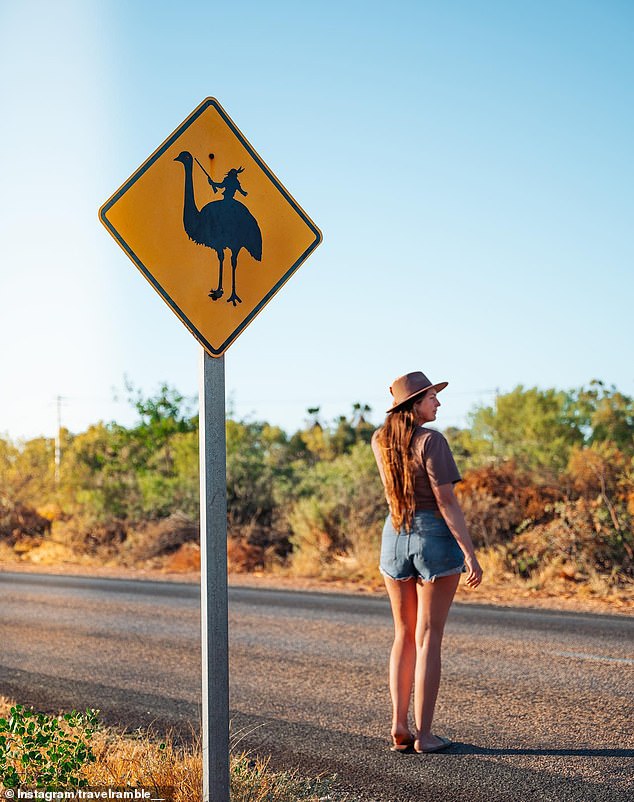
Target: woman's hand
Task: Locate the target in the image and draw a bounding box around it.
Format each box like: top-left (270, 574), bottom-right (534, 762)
top-left (433, 484), bottom-right (483, 589)
top-left (464, 553), bottom-right (483, 589)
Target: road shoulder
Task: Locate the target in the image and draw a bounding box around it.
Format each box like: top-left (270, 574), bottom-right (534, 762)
top-left (0, 558), bottom-right (631, 616)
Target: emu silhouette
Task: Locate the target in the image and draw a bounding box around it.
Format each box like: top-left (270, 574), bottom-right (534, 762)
top-left (174, 151), bottom-right (262, 306)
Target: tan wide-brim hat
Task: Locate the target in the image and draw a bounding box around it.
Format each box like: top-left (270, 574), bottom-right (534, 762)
top-left (387, 371), bottom-right (448, 413)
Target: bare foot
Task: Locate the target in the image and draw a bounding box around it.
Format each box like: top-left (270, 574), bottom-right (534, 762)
top-left (391, 727), bottom-right (415, 751)
top-left (414, 734), bottom-right (452, 753)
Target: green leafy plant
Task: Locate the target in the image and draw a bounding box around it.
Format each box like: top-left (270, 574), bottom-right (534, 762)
top-left (0, 704), bottom-right (99, 790)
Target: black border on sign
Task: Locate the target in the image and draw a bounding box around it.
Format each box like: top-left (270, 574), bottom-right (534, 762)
top-left (98, 97), bottom-right (322, 356)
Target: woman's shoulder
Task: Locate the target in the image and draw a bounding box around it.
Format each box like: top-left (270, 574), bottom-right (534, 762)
top-left (414, 425), bottom-right (446, 441)
top-left (371, 426), bottom-right (384, 453)
top-left (412, 426), bottom-right (451, 453)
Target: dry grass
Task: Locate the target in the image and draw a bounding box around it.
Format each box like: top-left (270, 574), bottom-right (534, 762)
top-left (0, 697), bottom-right (352, 802)
top-left (85, 725), bottom-right (201, 801)
top-left (451, 543), bottom-right (634, 611)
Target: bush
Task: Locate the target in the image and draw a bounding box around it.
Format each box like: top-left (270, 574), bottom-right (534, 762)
top-left (0, 499), bottom-right (52, 546)
top-left (454, 462), bottom-right (562, 548)
top-left (288, 443), bottom-right (385, 577)
top-left (54, 518), bottom-right (128, 559)
top-left (123, 513), bottom-right (199, 563)
top-left (506, 497), bottom-right (634, 583)
top-left (0, 705), bottom-right (99, 790)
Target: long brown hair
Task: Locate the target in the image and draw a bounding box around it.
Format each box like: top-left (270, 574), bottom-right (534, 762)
top-left (375, 399), bottom-right (420, 532)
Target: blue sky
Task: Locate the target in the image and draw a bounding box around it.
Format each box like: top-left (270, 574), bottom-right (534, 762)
top-left (1, 0), bottom-right (632, 440)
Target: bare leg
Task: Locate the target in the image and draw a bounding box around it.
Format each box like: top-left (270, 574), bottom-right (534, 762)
top-left (384, 576), bottom-right (418, 746)
top-left (413, 573), bottom-right (460, 752)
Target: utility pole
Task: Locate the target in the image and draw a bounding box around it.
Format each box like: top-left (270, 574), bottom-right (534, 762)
top-left (493, 387), bottom-right (500, 459)
top-left (55, 395), bottom-right (62, 486)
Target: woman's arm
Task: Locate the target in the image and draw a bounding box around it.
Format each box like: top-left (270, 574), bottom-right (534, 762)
top-left (432, 482), bottom-right (483, 589)
top-left (371, 431), bottom-right (390, 504)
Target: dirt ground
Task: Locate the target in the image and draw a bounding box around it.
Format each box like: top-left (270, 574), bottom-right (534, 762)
top-left (0, 558), bottom-right (631, 616)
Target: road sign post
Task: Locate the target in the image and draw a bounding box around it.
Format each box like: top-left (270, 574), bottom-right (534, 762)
top-left (100, 97), bottom-right (322, 802)
top-left (199, 351), bottom-right (229, 801)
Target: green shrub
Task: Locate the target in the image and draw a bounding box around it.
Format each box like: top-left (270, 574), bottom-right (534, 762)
top-left (288, 442), bottom-right (385, 576)
top-left (0, 705), bottom-right (99, 790)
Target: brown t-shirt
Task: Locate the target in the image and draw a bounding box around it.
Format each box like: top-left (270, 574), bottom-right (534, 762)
top-left (372, 426), bottom-right (462, 512)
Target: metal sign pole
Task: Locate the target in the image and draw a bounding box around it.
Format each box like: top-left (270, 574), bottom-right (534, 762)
top-left (199, 348), bottom-right (229, 802)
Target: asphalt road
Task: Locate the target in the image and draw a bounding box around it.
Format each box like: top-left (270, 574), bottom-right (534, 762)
top-left (0, 571), bottom-right (632, 801)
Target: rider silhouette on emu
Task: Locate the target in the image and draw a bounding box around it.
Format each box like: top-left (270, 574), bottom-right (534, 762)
top-left (174, 151), bottom-right (263, 307)
top-left (208, 167), bottom-right (248, 200)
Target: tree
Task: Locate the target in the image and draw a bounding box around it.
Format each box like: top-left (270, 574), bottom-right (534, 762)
top-left (61, 422), bottom-right (140, 520)
top-left (124, 380), bottom-right (196, 473)
top-left (225, 419), bottom-right (291, 529)
top-left (468, 386), bottom-right (585, 473)
top-left (0, 436), bottom-right (56, 507)
top-left (566, 381), bottom-right (634, 454)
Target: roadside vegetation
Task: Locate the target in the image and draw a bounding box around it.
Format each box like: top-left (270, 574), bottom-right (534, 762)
top-left (0, 380), bottom-right (632, 607)
top-left (0, 697), bottom-right (352, 801)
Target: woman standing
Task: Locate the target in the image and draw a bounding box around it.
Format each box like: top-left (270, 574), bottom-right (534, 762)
top-left (372, 371), bottom-right (482, 754)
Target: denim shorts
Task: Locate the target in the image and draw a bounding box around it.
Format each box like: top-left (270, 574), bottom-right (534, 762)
top-left (379, 510), bottom-right (465, 582)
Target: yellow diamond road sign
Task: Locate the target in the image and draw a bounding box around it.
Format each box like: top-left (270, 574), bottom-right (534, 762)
top-left (99, 97), bottom-right (322, 356)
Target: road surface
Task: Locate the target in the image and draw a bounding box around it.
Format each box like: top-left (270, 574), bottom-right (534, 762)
top-left (0, 571), bottom-right (632, 801)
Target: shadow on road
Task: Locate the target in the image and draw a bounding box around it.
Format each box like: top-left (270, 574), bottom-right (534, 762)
top-left (453, 743), bottom-right (634, 758)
